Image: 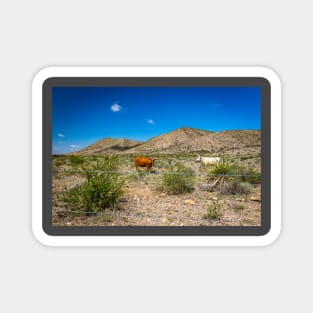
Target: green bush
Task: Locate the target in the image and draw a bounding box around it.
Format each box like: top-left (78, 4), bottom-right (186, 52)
top-left (69, 155), bottom-right (85, 167)
top-left (204, 201), bottom-right (221, 219)
top-left (210, 161), bottom-right (261, 185)
top-left (159, 162), bottom-right (195, 195)
top-left (243, 168), bottom-right (261, 184)
top-left (222, 179), bottom-right (252, 195)
top-left (53, 155), bottom-right (67, 167)
top-left (227, 164), bottom-right (261, 184)
top-left (228, 163), bottom-right (246, 173)
top-left (61, 156), bottom-right (125, 215)
top-left (207, 160), bottom-right (260, 194)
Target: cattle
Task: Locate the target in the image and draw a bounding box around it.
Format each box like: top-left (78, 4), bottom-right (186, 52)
top-left (134, 156), bottom-right (157, 172)
top-left (196, 155), bottom-right (221, 165)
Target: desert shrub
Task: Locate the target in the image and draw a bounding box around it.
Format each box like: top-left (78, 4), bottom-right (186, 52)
top-left (242, 168), bottom-right (261, 184)
top-left (228, 163), bottom-right (246, 175)
top-left (128, 170), bottom-right (148, 182)
top-left (90, 155), bottom-right (98, 161)
top-left (228, 164), bottom-right (261, 184)
top-left (213, 162), bottom-right (261, 185)
top-left (207, 160), bottom-right (257, 194)
top-left (69, 155), bottom-right (85, 167)
top-left (159, 162), bottom-right (195, 195)
top-left (222, 179), bottom-right (252, 195)
top-left (61, 156), bottom-right (125, 215)
top-left (53, 155), bottom-right (67, 167)
top-left (204, 201), bottom-right (221, 219)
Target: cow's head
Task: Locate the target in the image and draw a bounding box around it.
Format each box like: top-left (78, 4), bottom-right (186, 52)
top-left (149, 157), bottom-right (157, 164)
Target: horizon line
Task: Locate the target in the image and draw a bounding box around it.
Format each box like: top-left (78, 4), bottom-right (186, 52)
top-left (52, 126), bottom-right (261, 155)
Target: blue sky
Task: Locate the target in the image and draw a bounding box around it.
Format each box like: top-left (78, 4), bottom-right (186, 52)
top-left (52, 86), bottom-right (261, 154)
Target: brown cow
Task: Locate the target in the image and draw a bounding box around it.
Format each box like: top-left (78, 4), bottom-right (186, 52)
top-left (134, 156), bottom-right (157, 172)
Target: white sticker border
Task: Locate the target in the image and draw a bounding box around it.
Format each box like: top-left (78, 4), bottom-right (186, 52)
top-left (32, 66), bottom-right (281, 246)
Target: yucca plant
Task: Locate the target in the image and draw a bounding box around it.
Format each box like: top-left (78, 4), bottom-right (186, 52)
top-left (207, 158), bottom-right (231, 192)
top-left (209, 158), bottom-right (231, 175)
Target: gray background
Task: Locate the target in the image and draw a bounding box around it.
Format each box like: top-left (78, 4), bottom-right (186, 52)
top-left (0, 0), bottom-right (311, 312)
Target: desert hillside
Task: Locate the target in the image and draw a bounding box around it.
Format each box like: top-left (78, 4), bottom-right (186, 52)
top-left (73, 127), bottom-right (260, 155)
top-left (75, 138), bottom-right (142, 156)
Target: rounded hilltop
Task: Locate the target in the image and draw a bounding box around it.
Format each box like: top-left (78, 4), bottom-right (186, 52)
top-left (72, 126), bottom-right (260, 156)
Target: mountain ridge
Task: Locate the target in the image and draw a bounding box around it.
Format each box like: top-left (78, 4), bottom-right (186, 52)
top-left (73, 127), bottom-right (260, 155)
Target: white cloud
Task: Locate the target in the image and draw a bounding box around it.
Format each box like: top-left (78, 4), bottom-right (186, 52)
top-left (58, 133), bottom-right (65, 137)
top-left (147, 119), bottom-right (155, 125)
top-left (69, 144), bottom-right (80, 149)
top-left (111, 103), bottom-right (122, 112)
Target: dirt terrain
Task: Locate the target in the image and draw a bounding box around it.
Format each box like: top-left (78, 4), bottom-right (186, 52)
top-left (52, 151), bottom-right (261, 227)
top-left (53, 181), bottom-right (261, 227)
top-left (52, 127), bottom-right (261, 226)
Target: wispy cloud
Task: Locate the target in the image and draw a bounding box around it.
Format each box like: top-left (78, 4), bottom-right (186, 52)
top-left (58, 133), bottom-right (65, 138)
top-left (69, 144), bottom-right (80, 149)
top-left (111, 103), bottom-right (122, 112)
top-left (147, 119), bottom-right (155, 125)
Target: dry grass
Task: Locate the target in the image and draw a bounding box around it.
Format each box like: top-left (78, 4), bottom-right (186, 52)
top-left (52, 151), bottom-right (261, 227)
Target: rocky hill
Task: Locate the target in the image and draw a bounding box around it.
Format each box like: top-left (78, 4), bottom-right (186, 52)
top-left (75, 138), bottom-right (142, 156)
top-left (74, 127), bottom-right (260, 155)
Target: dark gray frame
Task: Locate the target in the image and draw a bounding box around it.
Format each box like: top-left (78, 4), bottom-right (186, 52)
top-left (43, 77), bottom-right (270, 236)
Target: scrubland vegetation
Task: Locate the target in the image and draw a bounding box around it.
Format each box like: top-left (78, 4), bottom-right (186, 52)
top-left (52, 152), bottom-right (261, 226)
top-left (59, 156), bottom-right (125, 215)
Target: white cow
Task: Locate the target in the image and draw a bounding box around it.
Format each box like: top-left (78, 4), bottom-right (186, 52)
top-left (196, 155), bottom-right (221, 165)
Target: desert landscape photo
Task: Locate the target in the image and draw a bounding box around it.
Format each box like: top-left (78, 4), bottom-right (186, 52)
top-left (52, 86), bottom-right (261, 227)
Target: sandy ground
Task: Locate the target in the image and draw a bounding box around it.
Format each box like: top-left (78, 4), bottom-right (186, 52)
top-left (52, 169), bottom-right (261, 227)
